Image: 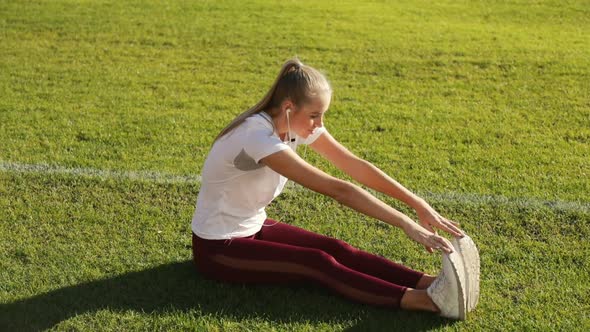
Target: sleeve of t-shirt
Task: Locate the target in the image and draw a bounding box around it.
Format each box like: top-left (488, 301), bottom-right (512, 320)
top-left (243, 127), bottom-right (290, 164)
top-left (300, 126), bottom-right (328, 145)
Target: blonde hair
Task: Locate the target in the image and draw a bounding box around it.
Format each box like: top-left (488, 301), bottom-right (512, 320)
top-left (214, 58), bottom-right (332, 142)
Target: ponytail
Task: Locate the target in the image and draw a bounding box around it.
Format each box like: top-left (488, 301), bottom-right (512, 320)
top-left (214, 59), bottom-right (304, 142)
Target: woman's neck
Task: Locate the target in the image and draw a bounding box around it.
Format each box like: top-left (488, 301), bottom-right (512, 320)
top-left (263, 108), bottom-right (288, 139)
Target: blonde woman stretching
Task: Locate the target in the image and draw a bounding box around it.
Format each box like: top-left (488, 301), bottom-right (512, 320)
top-left (192, 58), bottom-right (473, 319)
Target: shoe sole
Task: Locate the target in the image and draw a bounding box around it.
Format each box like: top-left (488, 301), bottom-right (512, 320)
top-left (444, 250), bottom-right (467, 320)
top-left (452, 235), bottom-right (480, 312)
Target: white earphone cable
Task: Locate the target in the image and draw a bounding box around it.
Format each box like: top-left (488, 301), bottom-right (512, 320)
top-left (286, 109), bottom-right (292, 143)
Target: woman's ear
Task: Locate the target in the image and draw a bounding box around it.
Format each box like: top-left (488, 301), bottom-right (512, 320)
top-left (280, 99), bottom-right (295, 114)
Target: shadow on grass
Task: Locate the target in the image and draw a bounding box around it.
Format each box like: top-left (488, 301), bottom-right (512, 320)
top-left (1, 261), bottom-right (452, 331)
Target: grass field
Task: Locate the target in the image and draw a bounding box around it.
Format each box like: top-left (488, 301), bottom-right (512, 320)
top-left (1, 0), bottom-right (589, 330)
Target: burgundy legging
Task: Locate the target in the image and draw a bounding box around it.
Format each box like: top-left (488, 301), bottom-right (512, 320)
top-left (192, 218), bottom-right (424, 308)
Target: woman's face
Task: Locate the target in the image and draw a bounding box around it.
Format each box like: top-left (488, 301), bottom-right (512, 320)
top-left (290, 93), bottom-right (331, 138)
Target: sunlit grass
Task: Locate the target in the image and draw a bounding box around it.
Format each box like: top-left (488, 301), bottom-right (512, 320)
top-left (1, 0), bottom-right (589, 330)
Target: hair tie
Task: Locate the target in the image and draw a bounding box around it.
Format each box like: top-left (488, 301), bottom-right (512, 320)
top-left (292, 62), bottom-right (303, 71)
top-left (284, 63), bottom-right (301, 76)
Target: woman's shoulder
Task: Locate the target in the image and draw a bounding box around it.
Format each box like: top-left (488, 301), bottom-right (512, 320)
top-left (243, 112), bottom-right (274, 131)
top-left (218, 112), bottom-right (275, 144)
top-left (245, 111), bottom-right (271, 123)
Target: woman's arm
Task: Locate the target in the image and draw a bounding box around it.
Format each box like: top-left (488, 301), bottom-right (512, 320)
top-left (260, 148), bottom-right (454, 253)
top-left (310, 132), bottom-right (463, 242)
top-left (309, 132), bottom-right (424, 207)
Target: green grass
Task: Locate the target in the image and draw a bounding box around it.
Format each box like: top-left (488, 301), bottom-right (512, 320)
top-left (1, 0), bottom-right (589, 330)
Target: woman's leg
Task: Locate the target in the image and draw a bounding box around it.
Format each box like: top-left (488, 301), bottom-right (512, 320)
top-left (193, 232), bottom-right (409, 308)
top-left (258, 219), bottom-right (425, 289)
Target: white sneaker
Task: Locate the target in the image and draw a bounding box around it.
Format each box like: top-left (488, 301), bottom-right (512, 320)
top-left (452, 234), bottom-right (480, 312)
top-left (427, 250), bottom-right (467, 320)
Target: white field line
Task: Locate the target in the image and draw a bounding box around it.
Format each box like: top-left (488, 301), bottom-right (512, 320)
top-left (0, 161), bottom-right (202, 185)
top-left (1, 161), bottom-right (589, 214)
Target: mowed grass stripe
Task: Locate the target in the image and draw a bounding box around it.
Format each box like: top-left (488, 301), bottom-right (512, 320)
top-left (2, 160), bottom-right (588, 214)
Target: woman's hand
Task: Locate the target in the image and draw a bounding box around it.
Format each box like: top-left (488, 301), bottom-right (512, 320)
top-left (416, 204), bottom-right (464, 253)
top-left (402, 221), bottom-right (455, 254)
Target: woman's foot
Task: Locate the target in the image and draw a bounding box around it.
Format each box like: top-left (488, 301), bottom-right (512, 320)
top-left (415, 274), bottom-right (436, 289)
top-left (426, 251), bottom-right (467, 320)
top-left (400, 288), bottom-right (439, 312)
top-left (451, 234), bottom-right (480, 312)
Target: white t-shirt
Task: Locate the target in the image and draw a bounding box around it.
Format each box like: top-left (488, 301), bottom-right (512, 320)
top-left (192, 111), bottom-right (327, 239)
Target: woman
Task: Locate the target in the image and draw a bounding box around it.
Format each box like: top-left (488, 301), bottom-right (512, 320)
top-left (191, 58), bottom-right (472, 319)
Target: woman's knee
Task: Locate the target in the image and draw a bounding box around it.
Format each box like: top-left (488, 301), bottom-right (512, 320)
top-left (300, 247), bottom-right (338, 268)
top-left (329, 238), bottom-right (360, 257)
